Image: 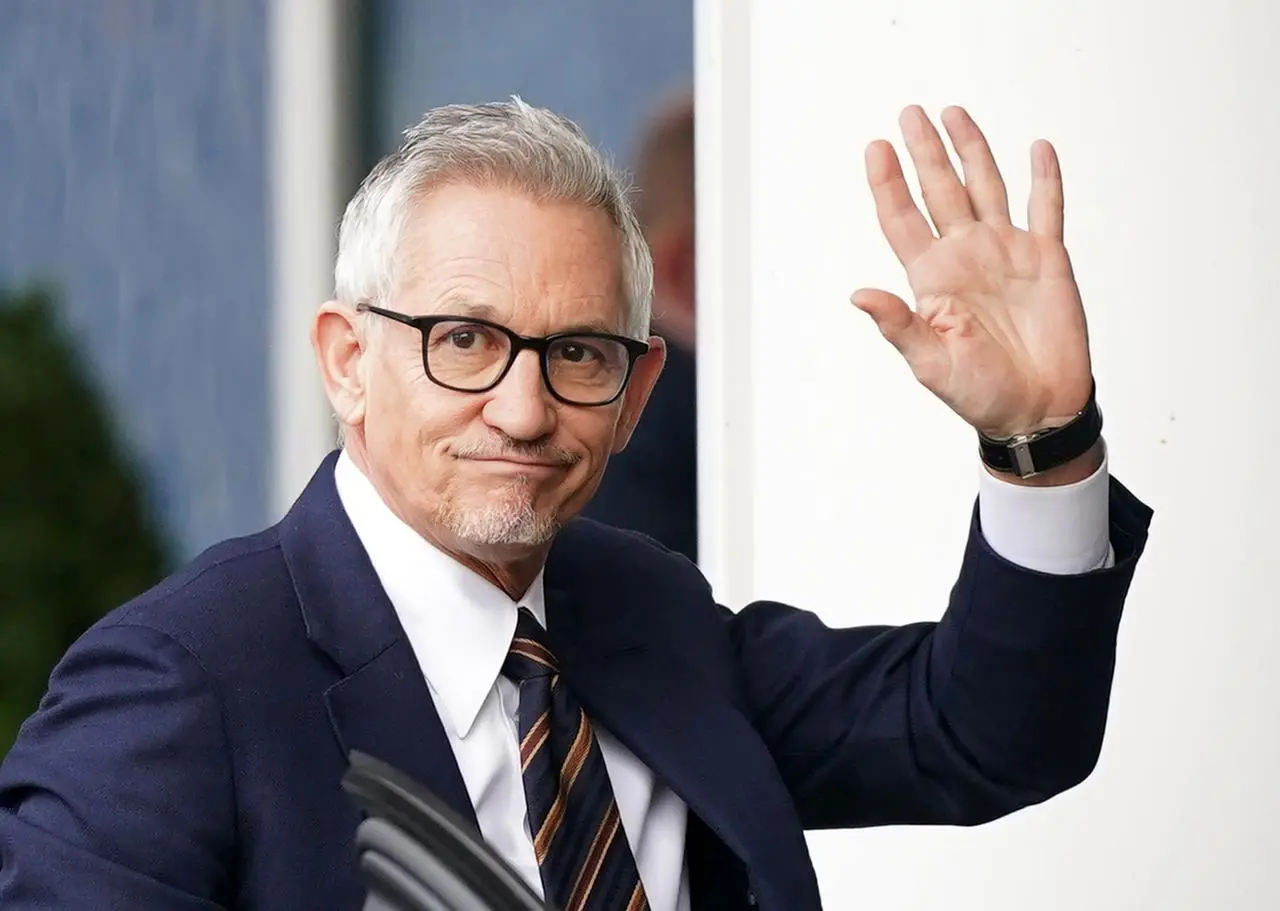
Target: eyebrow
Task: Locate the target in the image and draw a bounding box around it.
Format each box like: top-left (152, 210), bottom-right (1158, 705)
top-left (434, 296), bottom-right (501, 322)
top-left (434, 295), bottom-right (625, 336)
top-left (556, 318), bottom-right (624, 335)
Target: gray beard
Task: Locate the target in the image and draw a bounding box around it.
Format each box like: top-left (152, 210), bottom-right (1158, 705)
top-left (436, 484), bottom-right (560, 547)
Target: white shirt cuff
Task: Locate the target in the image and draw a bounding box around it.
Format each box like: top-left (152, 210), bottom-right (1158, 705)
top-left (977, 443), bottom-right (1115, 575)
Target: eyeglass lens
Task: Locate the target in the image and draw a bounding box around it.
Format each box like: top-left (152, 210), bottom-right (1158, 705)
top-left (424, 320), bottom-right (631, 404)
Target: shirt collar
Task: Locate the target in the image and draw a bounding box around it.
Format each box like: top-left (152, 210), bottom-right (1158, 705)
top-left (333, 450), bottom-right (546, 739)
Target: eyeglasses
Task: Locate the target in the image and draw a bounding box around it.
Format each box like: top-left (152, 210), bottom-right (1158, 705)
top-left (356, 303), bottom-right (651, 407)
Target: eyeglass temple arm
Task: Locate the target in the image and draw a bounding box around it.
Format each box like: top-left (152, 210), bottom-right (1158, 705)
top-left (356, 302), bottom-right (419, 328)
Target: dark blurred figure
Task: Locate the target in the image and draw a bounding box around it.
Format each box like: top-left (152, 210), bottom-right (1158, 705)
top-left (582, 93), bottom-right (698, 562)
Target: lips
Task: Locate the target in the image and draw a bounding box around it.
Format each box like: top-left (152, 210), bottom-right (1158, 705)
top-left (468, 457), bottom-right (565, 470)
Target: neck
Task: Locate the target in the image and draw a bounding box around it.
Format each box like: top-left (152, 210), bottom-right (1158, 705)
top-left (452, 547), bottom-right (549, 601)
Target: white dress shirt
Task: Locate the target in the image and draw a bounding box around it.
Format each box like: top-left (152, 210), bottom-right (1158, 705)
top-left (334, 447), bottom-right (1114, 911)
top-left (335, 453), bottom-right (692, 910)
top-left (977, 444), bottom-right (1115, 572)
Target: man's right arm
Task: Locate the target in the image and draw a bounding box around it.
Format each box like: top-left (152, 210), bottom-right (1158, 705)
top-left (0, 622), bottom-right (235, 909)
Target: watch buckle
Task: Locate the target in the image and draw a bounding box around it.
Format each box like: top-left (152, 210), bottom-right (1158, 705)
top-left (1008, 436), bottom-right (1038, 478)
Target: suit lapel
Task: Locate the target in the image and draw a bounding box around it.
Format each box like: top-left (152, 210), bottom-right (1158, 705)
top-left (322, 641), bottom-right (477, 830)
top-left (279, 452), bottom-right (477, 829)
top-left (280, 458), bottom-right (822, 907)
top-left (543, 582), bottom-right (822, 911)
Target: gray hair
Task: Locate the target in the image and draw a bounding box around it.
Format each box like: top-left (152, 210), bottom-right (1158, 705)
top-left (333, 97), bottom-right (653, 339)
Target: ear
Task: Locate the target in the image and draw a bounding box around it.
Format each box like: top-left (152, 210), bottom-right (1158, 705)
top-left (611, 336), bottom-right (667, 454)
top-left (312, 300), bottom-right (369, 432)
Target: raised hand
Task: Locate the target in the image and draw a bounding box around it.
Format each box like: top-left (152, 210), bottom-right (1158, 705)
top-left (852, 106), bottom-right (1093, 440)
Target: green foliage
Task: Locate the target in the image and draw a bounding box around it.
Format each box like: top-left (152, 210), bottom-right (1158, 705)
top-left (0, 287), bottom-right (171, 754)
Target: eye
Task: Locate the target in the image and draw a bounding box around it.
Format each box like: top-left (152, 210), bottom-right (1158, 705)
top-left (446, 328), bottom-right (480, 349)
top-left (431, 322), bottom-right (499, 352)
top-left (555, 342), bottom-right (598, 364)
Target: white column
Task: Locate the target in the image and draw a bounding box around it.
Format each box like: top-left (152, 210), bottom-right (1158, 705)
top-left (268, 0), bottom-right (352, 517)
top-left (694, 0), bottom-right (756, 606)
top-left (696, 0), bottom-right (1280, 908)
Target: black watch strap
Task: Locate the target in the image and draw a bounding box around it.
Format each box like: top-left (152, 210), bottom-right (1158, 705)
top-left (978, 381), bottom-right (1102, 478)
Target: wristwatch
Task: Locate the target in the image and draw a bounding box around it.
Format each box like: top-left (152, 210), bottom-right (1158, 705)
top-left (977, 380), bottom-right (1103, 479)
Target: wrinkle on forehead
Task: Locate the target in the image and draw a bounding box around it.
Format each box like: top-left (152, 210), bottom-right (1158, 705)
top-left (391, 185), bottom-right (629, 335)
top-left (422, 294), bottom-right (620, 336)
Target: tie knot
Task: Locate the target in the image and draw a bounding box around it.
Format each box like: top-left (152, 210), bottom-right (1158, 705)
top-left (503, 608), bottom-right (559, 682)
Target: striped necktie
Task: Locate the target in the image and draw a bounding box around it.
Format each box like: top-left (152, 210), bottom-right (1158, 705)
top-left (503, 608), bottom-right (650, 911)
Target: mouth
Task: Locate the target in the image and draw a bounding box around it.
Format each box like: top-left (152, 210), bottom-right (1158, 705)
top-left (465, 456), bottom-right (567, 471)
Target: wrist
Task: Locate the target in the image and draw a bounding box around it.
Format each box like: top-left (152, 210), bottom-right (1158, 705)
top-left (984, 438), bottom-right (1104, 487)
top-left (978, 379), bottom-right (1102, 481)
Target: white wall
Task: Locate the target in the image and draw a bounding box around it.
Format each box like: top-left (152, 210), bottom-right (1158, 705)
top-left (269, 0), bottom-right (353, 518)
top-left (696, 1), bottom-right (1280, 908)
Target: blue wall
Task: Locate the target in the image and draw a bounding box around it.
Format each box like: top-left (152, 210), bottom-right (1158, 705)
top-left (367, 0), bottom-right (693, 166)
top-left (0, 0), bottom-right (270, 559)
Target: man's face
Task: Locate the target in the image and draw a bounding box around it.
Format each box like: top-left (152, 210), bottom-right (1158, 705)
top-left (325, 183), bottom-right (664, 559)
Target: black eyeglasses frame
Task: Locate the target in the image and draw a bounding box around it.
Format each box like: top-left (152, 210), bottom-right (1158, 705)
top-left (356, 302), bottom-right (651, 407)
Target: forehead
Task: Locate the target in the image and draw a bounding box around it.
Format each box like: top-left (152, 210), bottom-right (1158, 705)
top-left (395, 182), bottom-right (628, 334)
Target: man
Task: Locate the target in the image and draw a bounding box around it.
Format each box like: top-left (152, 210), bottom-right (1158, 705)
top-left (0, 99), bottom-right (1151, 910)
top-left (581, 93), bottom-right (699, 562)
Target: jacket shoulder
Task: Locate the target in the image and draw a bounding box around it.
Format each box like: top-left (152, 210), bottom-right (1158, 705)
top-left (96, 524), bottom-right (298, 664)
top-left (553, 516), bottom-right (712, 596)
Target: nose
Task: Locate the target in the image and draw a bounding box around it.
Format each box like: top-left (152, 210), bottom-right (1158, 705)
top-left (481, 350), bottom-right (557, 441)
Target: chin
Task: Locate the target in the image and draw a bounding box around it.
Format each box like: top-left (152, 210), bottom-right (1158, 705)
top-left (440, 496), bottom-right (562, 549)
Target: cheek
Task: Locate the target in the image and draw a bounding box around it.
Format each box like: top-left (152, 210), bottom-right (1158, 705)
top-left (559, 411), bottom-right (623, 481)
top-left (368, 379), bottom-right (468, 468)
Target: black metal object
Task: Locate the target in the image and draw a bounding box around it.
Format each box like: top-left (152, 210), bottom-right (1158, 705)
top-left (342, 751), bottom-right (553, 911)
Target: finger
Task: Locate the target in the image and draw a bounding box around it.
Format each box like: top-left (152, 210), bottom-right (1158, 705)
top-left (865, 140), bottom-right (935, 266)
top-left (1027, 139), bottom-right (1064, 240)
top-left (940, 106), bottom-right (1011, 225)
top-left (850, 288), bottom-right (943, 372)
top-left (899, 105), bottom-right (974, 235)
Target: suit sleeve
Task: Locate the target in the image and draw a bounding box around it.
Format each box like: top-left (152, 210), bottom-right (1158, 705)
top-left (0, 623), bottom-right (235, 909)
top-left (725, 476), bottom-right (1153, 830)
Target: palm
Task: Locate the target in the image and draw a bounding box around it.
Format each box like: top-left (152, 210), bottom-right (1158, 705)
top-left (854, 107), bottom-right (1093, 438)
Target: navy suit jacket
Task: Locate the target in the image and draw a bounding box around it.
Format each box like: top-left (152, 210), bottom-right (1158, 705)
top-left (0, 453), bottom-right (1152, 910)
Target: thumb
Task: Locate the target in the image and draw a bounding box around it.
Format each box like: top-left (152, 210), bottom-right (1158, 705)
top-left (850, 288), bottom-right (934, 362)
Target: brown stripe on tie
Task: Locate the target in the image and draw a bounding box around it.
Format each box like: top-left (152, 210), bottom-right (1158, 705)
top-left (559, 711), bottom-right (593, 790)
top-left (534, 713), bottom-right (595, 864)
top-left (565, 803), bottom-right (622, 911)
top-left (511, 638), bottom-right (558, 669)
top-left (509, 650), bottom-right (557, 673)
top-left (520, 710), bottom-right (552, 770)
top-left (625, 880), bottom-right (650, 911)
top-left (510, 642), bottom-right (556, 665)
top-left (533, 789), bottom-right (568, 863)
